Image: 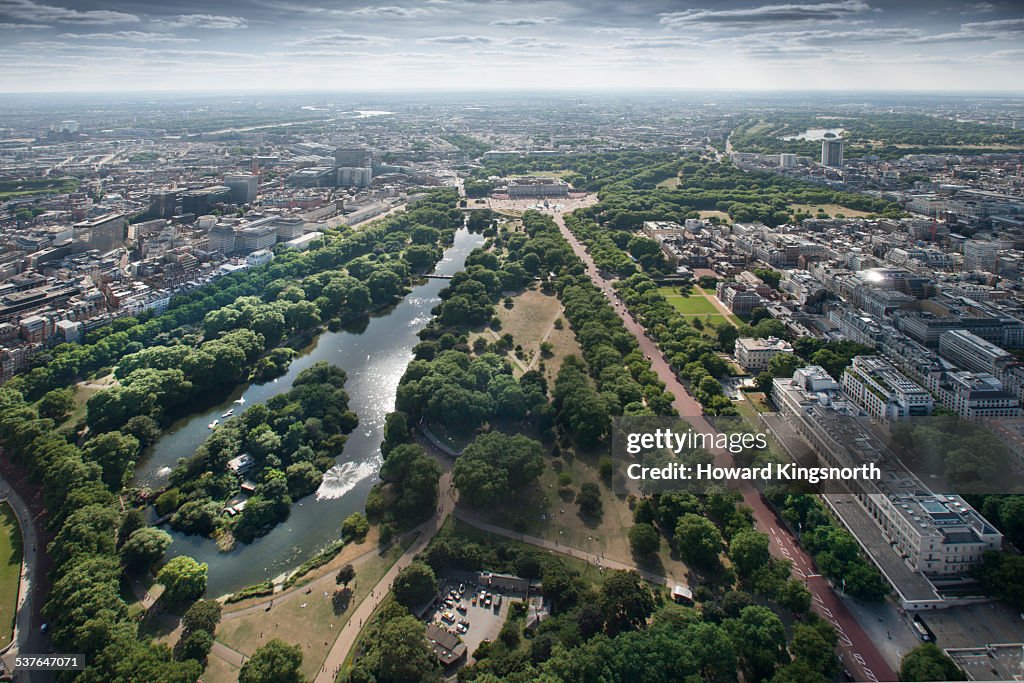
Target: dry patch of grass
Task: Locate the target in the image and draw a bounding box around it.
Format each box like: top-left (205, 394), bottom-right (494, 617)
top-left (656, 176), bottom-right (680, 188)
top-left (790, 203), bottom-right (874, 218)
top-left (199, 654), bottom-right (241, 683)
top-left (213, 539), bottom-right (405, 682)
top-left (698, 210), bottom-right (731, 222)
top-left (492, 286), bottom-right (582, 384)
top-left (469, 450), bottom-right (690, 585)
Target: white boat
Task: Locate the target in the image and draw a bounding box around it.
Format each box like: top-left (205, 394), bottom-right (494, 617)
top-left (234, 396), bottom-right (246, 405)
top-left (207, 419), bottom-right (219, 429)
top-left (221, 409), bottom-right (234, 418)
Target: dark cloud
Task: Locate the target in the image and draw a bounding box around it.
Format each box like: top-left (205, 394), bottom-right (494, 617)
top-left (490, 16), bottom-right (560, 26)
top-left (58, 30), bottom-right (197, 42)
top-left (343, 5), bottom-right (434, 18)
top-left (660, 0), bottom-right (871, 29)
top-left (420, 34), bottom-right (493, 43)
top-left (280, 32), bottom-right (394, 47)
top-left (0, 0), bottom-right (138, 24)
top-left (152, 14), bottom-right (248, 29)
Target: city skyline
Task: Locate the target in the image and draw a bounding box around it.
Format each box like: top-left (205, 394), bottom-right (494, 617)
top-left (0, 0), bottom-right (1022, 93)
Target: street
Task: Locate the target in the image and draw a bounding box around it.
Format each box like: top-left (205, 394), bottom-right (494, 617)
top-left (544, 201), bottom-right (897, 683)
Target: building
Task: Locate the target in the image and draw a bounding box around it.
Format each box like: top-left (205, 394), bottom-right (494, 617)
top-left (938, 371), bottom-right (1020, 420)
top-left (245, 249), bottom-right (273, 267)
top-left (938, 329), bottom-right (1012, 376)
top-left (282, 232), bottom-right (323, 251)
top-left (333, 147), bottom-right (371, 168)
top-left (236, 223), bottom-right (277, 254)
top-left (224, 173), bottom-right (258, 204)
top-left (821, 138), bottom-right (844, 167)
top-left (337, 166), bottom-right (372, 188)
top-left (181, 186), bottom-right (231, 215)
top-left (962, 240), bottom-right (999, 273)
top-left (72, 212), bottom-right (127, 253)
top-left (773, 367), bottom-right (1002, 591)
top-left (207, 224), bottom-right (236, 255)
top-left (482, 150), bottom-right (523, 161)
top-left (779, 153), bottom-right (798, 169)
top-left (735, 336), bottom-right (794, 372)
top-left (505, 177), bottom-right (570, 198)
top-left (334, 147), bottom-right (373, 188)
top-left (149, 189), bottom-right (179, 219)
top-left (642, 221), bottom-right (687, 239)
top-left (424, 624), bottom-right (467, 666)
top-left (716, 281), bottom-right (761, 315)
top-left (841, 355), bottom-right (934, 421)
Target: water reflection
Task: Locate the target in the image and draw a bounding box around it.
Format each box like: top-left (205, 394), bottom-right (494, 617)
top-left (133, 228), bottom-right (483, 595)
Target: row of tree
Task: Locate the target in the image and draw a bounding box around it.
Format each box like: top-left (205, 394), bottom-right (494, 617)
top-left (0, 190), bottom-right (466, 682)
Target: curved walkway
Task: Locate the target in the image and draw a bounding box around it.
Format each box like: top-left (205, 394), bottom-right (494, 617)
top-left (0, 470), bottom-right (43, 682)
top-left (313, 469), bottom-right (457, 683)
top-left (454, 509), bottom-right (675, 588)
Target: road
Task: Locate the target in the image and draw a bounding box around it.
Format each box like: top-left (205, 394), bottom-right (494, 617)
top-left (313, 469), bottom-right (457, 683)
top-left (0, 469), bottom-right (47, 683)
top-left (548, 204), bottom-right (896, 683)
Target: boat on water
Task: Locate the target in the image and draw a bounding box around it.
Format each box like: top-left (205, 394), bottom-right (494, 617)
top-left (221, 409), bottom-right (234, 418)
top-left (234, 397), bottom-right (246, 405)
top-left (207, 419), bottom-right (219, 429)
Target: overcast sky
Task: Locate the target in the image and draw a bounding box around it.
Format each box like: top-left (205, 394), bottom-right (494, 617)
top-left (0, 0), bottom-right (1021, 93)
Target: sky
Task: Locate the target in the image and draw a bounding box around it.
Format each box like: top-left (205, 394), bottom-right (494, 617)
top-left (0, 0), bottom-right (1022, 93)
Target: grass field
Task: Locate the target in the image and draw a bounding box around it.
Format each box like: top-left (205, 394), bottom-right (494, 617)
top-left (198, 654), bottom-right (240, 683)
top-left (790, 203), bottom-right (874, 218)
top-left (213, 538), bottom-right (406, 682)
top-left (0, 502), bottom-right (22, 649)
top-left (698, 210), bottom-right (731, 222)
top-left (480, 285), bottom-right (583, 386)
top-left (656, 176), bottom-right (680, 188)
top-left (659, 287), bottom-right (719, 315)
top-left (657, 287), bottom-right (741, 331)
top-left (466, 440), bottom-right (691, 585)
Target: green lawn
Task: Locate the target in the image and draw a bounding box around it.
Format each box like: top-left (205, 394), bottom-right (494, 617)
top-left (658, 287), bottom-right (719, 315)
top-left (0, 502), bottom-right (23, 649)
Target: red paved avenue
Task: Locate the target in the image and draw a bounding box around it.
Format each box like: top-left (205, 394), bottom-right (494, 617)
top-left (551, 206), bottom-right (896, 683)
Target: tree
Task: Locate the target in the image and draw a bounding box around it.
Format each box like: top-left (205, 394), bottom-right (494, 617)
top-left (174, 628), bottom-right (213, 663)
top-left (81, 431), bottom-right (140, 490)
top-left (453, 432), bottom-right (545, 507)
top-left (341, 512), bottom-right (369, 541)
top-left (336, 564), bottom-right (356, 587)
top-left (239, 639), bottom-right (305, 683)
top-left (541, 560), bottom-right (580, 611)
top-left (120, 527), bottom-right (172, 573)
top-left (392, 561), bottom-right (436, 610)
top-left (349, 605), bottom-right (441, 683)
top-left (790, 619), bottom-right (839, 677)
top-left (899, 643), bottom-right (967, 682)
top-left (182, 599), bottom-right (222, 635)
top-left (728, 529), bottom-right (770, 580)
top-left (157, 555), bottom-right (208, 604)
top-left (777, 579), bottom-right (812, 614)
top-left (674, 513), bottom-right (723, 567)
top-left (717, 323), bottom-right (739, 353)
top-left (38, 387), bottom-right (75, 421)
top-left (599, 570), bottom-right (655, 636)
top-left (577, 482), bottom-right (603, 518)
top-left (727, 605), bottom-right (788, 682)
top-left (117, 507), bottom-right (145, 547)
top-left (628, 523), bottom-right (660, 557)
top-left (768, 352), bottom-right (800, 378)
